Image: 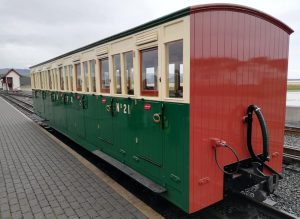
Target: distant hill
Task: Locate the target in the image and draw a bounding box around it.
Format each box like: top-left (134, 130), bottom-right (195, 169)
top-left (0, 68), bottom-right (30, 76)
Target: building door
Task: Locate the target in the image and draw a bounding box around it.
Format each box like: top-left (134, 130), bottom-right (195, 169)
top-left (6, 77), bottom-right (13, 90)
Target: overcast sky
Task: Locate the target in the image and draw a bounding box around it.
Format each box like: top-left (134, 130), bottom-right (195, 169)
top-left (0, 0), bottom-right (299, 78)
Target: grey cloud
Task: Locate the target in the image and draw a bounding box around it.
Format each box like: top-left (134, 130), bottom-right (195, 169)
top-left (0, 0), bottom-right (299, 79)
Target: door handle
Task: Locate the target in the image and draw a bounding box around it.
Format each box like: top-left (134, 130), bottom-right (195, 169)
top-left (153, 103), bottom-right (165, 129)
top-left (153, 113), bottom-right (161, 123)
top-left (105, 105), bottom-right (111, 112)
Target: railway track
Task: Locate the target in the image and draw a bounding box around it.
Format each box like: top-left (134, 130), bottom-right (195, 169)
top-left (284, 145), bottom-right (300, 163)
top-left (284, 126), bottom-right (300, 163)
top-left (226, 192), bottom-right (299, 219)
top-left (285, 126), bottom-right (300, 136)
top-left (0, 92), bottom-right (34, 114)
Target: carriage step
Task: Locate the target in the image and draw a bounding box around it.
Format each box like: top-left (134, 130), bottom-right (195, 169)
top-left (93, 150), bottom-right (166, 194)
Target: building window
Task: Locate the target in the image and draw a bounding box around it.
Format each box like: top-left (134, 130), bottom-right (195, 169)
top-left (69, 65), bottom-right (73, 91)
top-left (89, 60), bottom-right (96, 92)
top-left (75, 63), bottom-right (82, 91)
top-left (166, 40), bottom-right (183, 98)
top-left (124, 51), bottom-right (134, 95)
top-left (99, 58), bottom-right (109, 93)
top-left (83, 61), bottom-right (89, 92)
top-left (140, 47), bottom-right (158, 96)
top-left (113, 54), bottom-right (122, 94)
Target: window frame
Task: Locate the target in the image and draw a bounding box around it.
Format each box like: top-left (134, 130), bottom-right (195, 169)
top-left (48, 70), bottom-right (52, 90)
top-left (59, 67), bottom-right (64, 91)
top-left (123, 51), bottom-right (134, 96)
top-left (69, 65), bottom-right (73, 91)
top-left (89, 60), bottom-right (96, 93)
top-left (63, 66), bottom-right (69, 91)
top-left (83, 61), bottom-right (89, 92)
top-left (139, 47), bottom-right (159, 97)
top-left (75, 63), bottom-right (82, 92)
top-left (165, 39), bottom-right (184, 99)
top-left (112, 54), bottom-right (122, 95)
top-left (99, 57), bottom-right (110, 94)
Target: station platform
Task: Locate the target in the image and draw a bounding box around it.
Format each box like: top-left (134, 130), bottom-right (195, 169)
top-left (0, 97), bottom-right (161, 219)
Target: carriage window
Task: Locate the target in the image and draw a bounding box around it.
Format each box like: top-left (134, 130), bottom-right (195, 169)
top-left (48, 70), bottom-right (52, 89)
top-left (83, 62), bottom-right (89, 92)
top-left (99, 58), bottom-right (109, 93)
top-left (44, 71), bottom-right (47, 89)
top-left (31, 74), bottom-right (35, 89)
top-left (54, 69), bottom-right (58, 90)
top-left (113, 54), bottom-right (122, 94)
top-left (167, 40), bottom-right (183, 98)
top-left (69, 65), bottom-right (73, 91)
top-left (39, 72), bottom-right (42, 89)
top-left (42, 72), bottom-right (44, 89)
top-left (140, 47), bottom-right (158, 96)
top-left (59, 67), bottom-right (64, 90)
top-left (34, 74), bottom-right (36, 89)
top-left (50, 70), bottom-right (53, 90)
top-left (89, 60), bottom-right (96, 92)
top-left (37, 72), bottom-right (40, 89)
top-left (53, 69), bottom-right (57, 90)
top-left (41, 72), bottom-right (44, 89)
top-left (124, 51), bottom-right (134, 95)
top-left (75, 63), bottom-right (82, 91)
top-left (45, 71), bottom-right (47, 89)
top-left (64, 66), bottom-right (69, 91)
top-left (42, 71), bottom-right (45, 89)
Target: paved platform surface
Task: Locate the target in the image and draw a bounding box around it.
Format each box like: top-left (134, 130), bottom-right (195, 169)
top-left (0, 97), bottom-right (149, 219)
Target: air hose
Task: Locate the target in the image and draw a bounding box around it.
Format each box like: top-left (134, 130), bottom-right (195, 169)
top-left (246, 105), bottom-right (270, 163)
top-left (214, 142), bottom-right (240, 175)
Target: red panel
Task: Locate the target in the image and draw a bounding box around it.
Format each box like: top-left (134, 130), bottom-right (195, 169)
top-left (189, 9), bottom-right (291, 213)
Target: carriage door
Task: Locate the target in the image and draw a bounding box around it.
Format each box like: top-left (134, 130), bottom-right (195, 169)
top-left (98, 58), bottom-right (114, 148)
top-left (137, 100), bottom-right (163, 167)
top-left (137, 47), bottom-right (163, 167)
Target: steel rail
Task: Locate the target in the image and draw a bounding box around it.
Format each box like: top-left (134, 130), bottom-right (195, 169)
top-left (285, 126), bottom-right (300, 136)
top-left (283, 145), bottom-right (300, 163)
top-left (7, 95), bottom-right (33, 108)
top-left (232, 192), bottom-right (298, 219)
top-left (0, 94), bottom-right (34, 114)
top-left (0, 91), bottom-right (32, 98)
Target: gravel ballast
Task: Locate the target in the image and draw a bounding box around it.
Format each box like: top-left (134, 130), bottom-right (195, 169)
top-left (285, 133), bottom-right (300, 149)
top-left (270, 164), bottom-right (300, 217)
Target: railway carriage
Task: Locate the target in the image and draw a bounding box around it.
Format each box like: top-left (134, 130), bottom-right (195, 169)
top-left (30, 4), bottom-right (293, 213)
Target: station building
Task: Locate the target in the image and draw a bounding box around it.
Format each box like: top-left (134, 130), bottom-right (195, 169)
top-left (0, 69), bottom-right (21, 91)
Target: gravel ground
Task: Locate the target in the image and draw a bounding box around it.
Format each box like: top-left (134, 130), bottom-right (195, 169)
top-left (241, 133), bottom-right (300, 218)
top-left (285, 133), bottom-right (300, 149)
top-left (269, 164), bottom-right (300, 217)
top-left (243, 163), bottom-right (300, 218)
